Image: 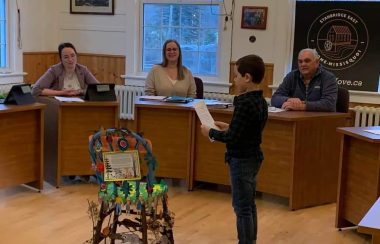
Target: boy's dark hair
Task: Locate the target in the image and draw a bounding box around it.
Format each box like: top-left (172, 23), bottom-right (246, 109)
top-left (58, 42), bottom-right (77, 60)
top-left (236, 54), bottom-right (265, 84)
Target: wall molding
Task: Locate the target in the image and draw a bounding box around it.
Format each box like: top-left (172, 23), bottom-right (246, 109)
top-left (60, 24), bottom-right (126, 32)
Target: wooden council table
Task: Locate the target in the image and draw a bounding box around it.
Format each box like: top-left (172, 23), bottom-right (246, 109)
top-left (135, 99), bottom-right (349, 210)
top-left (336, 126), bottom-right (380, 228)
top-left (0, 103), bottom-right (45, 190)
top-left (37, 97), bottom-right (118, 187)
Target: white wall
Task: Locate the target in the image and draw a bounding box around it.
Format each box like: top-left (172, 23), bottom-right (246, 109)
top-left (21, 0), bottom-right (127, 54)
top-left (19, 0), bottom-right (378, 103)
top-left (20, 0), bottom-right (294, 92)
top-left (231, 0), bottom-right (295, 87)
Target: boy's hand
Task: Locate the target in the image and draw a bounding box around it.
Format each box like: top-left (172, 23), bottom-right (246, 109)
top-left (200, 125), bottom-right (211, 137)
top-left (214, 121), bottom-right (229, 131)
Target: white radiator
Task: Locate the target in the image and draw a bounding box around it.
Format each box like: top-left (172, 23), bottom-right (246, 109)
top-left (353, 106), bottom-right (380, 127)
top-left (116, 85), bottom-right (235, 120)
top-left (115, 85), bottom-right (145, 120)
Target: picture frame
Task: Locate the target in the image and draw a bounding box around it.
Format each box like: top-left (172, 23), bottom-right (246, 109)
top-left (241, 6), bottom-right (268, 30)
top-left (103, 150), bottom-right (141, 181)
top-left (70, 0), bottom-right (114, 15)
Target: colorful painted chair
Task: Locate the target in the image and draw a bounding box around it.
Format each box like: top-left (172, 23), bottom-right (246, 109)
top-left (88, 128), bottom-right (174, 244)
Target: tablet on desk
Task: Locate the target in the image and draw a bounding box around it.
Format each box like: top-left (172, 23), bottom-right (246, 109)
top-left (84, 84), bottom-right (116, 101)
top-left (0, 84), bottom-right (35, 105)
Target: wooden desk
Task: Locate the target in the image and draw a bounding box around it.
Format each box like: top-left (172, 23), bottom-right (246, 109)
top-left (135, 100), bottom-right (349, 209)
top-left (336, 126), bottom-right (380, 228)
top-left (37, 97), bottom-right (118, 187)
top-left (135, 101), bottom-right (195, 185)
top-left (0, 103), bottom-right (45, 190)
top-left (358, 197), bottom-right (380, 244)
top-left (195, 110), bottom-right (349, 210)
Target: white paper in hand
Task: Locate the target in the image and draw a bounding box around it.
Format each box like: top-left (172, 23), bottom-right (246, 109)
top-left (194, 100), bottom-right (218, 129)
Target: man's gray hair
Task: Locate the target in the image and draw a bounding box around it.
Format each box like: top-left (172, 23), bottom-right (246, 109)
top-left (299, 48), bottom-right (319, 59)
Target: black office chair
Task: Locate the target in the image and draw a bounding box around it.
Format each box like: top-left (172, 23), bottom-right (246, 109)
top-left (336, 87), bottom-right (349, 113)
top-left (194, 76), bottom-right (204, 99)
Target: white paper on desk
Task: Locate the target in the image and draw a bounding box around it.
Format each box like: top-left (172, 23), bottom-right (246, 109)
top-left (194, 100), bottom-right (218, 129)
top-left (364, 130), bottom-right (380, 135)
top-left (204, 99), bottom-right (232, 107)
top-left (54, 96), bottom-right (84, 102)
top-left (268, 106), bottom-right (285, 113)
top-left (139, 95), bottom-right (167, 101)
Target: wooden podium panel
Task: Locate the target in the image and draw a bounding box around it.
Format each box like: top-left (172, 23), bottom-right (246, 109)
top-left (281, 113), bottom-right (347, 210)
top-left (134, 99), bottom-right (349, 209)
top-left (194, 110), bottom-right (349, 210)
top-left (0, 103), bottom-right (45, 190)
top-left (58, 102), bottom-right (118, 177)
top-left (259, 119), bottom-right (293, 198)
top-left (37, 97), bottom-right (118, 187)
top-left (336, 127), bottom-right (380, 228)
top-left (194, 111), bottom-right (231, 186)
top-left (135, 101), bottom-right (194, 184)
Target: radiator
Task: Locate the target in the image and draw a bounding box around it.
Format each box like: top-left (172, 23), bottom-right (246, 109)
top-left (115, 85), bottom-right (145, 120)
top-left (116, 85), bottom-right (235, 120)
top-left (353, 106), bottom-right (380, 127)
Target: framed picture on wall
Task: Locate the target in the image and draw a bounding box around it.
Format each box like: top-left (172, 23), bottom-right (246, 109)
top-left (241, 6), bottom-right (268, 30)
top-left (70, 0), bottom-right (114, 15)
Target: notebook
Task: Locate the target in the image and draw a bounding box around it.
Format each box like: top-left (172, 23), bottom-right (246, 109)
top-left (164, 96), bottom-right (194, 103)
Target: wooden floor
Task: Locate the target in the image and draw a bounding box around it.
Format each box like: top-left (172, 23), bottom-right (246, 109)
top-left (0, 181), bottom-right (371, 244)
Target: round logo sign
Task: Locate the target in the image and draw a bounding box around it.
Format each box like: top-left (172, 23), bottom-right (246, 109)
top-left (307, 9), bottom-right (368, 70)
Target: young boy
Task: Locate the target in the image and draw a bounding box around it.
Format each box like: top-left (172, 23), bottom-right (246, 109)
top-left (201, 54), bottom-right (268, 244)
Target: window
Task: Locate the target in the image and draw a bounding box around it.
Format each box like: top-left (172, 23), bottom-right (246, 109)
top-left (0, 0), bottom-right (7, 68)
top-left (142, 2), bottom-right (220, 76)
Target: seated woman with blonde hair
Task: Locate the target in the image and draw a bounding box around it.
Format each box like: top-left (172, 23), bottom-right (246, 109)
top-left (145, 39), bottom-right (196, 98)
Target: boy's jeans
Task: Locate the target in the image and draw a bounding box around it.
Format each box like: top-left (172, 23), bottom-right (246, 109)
top-left (228, 156), bottom-right (262, 244)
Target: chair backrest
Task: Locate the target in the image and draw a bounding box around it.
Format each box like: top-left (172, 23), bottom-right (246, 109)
top-left (336, 87), bottom-right (349, 113)
top-left (194, 76), bottom-right (204, 99)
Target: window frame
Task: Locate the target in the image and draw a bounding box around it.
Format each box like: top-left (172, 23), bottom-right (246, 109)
top-left (0, 0), bottom-right (8, 71)
top-left (138, 0), bottom-right (228, 84)
top-left (0, 0), bottom-right (24, 85)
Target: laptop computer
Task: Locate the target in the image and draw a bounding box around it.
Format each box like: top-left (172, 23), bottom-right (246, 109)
top-left (84, 83), bottom-right (116, 101)
top-left (0, 84), bottom-right (35, 105)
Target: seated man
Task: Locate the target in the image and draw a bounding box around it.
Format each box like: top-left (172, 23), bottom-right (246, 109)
top-left (271, 48), bottom-right (337, 111)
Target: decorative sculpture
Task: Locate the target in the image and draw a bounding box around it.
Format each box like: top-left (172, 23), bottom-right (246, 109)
top-left (86, 128), bottom-right (174, 244)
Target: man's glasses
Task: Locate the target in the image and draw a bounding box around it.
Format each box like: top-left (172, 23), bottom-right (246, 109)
top-left (166, 48), bottom-right (178, 52)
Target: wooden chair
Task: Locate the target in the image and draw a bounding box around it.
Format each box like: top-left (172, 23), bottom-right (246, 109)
top-left (87, 128), bottom-right (174, 244)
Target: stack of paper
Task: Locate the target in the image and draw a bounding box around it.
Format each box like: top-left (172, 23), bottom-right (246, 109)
top-left (268, 106), bottom-right (285, 113)
top-left (139, 96), bottom-right (167, 101)
top-left (204, 99), bottom-right (232, 108)
top-left (54, 96), bottom-right (84, 102)
top-left (364, 130), bottom-right (380, 135)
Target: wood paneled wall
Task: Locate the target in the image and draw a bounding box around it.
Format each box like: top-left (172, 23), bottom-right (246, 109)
top-left (23, 52), bottom-right (126, 85)
top-left (229, 62), bottom-right (274, 97)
